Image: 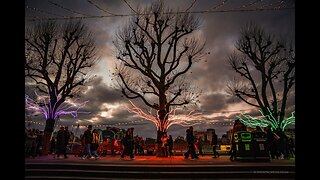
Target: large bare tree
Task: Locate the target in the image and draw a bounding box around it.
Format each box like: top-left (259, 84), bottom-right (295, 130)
top-left (113, 2), bottom-right (205, 156)
top-left (25, 20), bottom-right (99, 154)
top-left (227, 23), bottom-right (295, 131)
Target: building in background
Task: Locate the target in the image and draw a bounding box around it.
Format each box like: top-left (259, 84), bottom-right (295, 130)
top-left (194, 129), bottom-right (216, 143)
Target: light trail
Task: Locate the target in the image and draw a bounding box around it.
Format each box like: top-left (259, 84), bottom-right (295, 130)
top-left (237, 107), bottom-right (295, 131)
top-left (127, 100), bottom-right (208, 132)
top-left (25, 89), bottom-right (90, 120)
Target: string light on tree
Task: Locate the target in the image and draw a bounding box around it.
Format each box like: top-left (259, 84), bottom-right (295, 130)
top-left (237, 108), bottom-right (295, 131)
top-left (127, 100), bottom-right (205, 132)
top-left (25, 90), bottom-right (90, 121)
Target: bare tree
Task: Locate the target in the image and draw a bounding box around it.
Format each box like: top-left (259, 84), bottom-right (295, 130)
top-left (25, 20), bottom-right (99, 154)
top-left (227, 23), bottom-right (295, 131)
top-left (112, 2), bottom-right (205, 156)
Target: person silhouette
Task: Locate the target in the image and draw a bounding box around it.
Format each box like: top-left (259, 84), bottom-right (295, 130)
top-left (184, 126), bottom-right (198, 160)
top-left (211, 131), bottom-right (219, 158)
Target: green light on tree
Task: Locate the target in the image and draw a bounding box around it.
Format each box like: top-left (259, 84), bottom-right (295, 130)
top-left (237, 108), bottom-right (295, 131)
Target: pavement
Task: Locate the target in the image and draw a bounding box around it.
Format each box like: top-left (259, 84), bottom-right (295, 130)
top-left (25, 154), bottom-right (294, 165)
top-left (25, 154), bottom-right (295, 179)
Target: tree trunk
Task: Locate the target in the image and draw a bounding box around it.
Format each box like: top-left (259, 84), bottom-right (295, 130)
top-left (155, 130), bottom-right (164, 157)
top-left (41, 118), bottom-right (55, 155)
top-left (155, 108), bottom-right (167, 157)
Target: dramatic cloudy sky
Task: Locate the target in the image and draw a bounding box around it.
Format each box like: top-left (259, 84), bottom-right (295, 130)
top-left (25, 0), bottom-right (295, 139)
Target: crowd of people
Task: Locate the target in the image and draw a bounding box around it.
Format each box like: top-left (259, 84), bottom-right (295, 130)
top-left (25, 128), bottom-right (43, 158)
top-left (26, 122), bottom-right (295, 161)
top-left (25, 126), bottom-right (71, 159)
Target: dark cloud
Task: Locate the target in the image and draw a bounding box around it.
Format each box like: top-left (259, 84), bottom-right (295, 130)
top-left (83, 76), bottom-right (126, 104)
top-left (187, 8), bottom-right (295, 93)
top-left (225, 95), bottom-right (243, 104)
top-left (71, 76), bottom-right (128, 120)
top-left (200, 93), bottom-right (228, 112)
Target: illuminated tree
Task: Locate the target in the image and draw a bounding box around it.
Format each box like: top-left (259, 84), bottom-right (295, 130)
top-left (237, 108), bottom-right (295, 131)
top-left (227, 23), bottom-right (295, 132)
top-left (112, 2), bottom-right (206, 156)
top-left (127, 100), bottom-right (204, 131)
top-left (25, 20), bottom-right (99, 154)
top-left (25, 90), bottom-right (90, 121)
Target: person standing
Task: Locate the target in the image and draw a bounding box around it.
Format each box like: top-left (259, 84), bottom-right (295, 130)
top-left (161, 132), bottom-right (169, 157)
top-left (49, 136), bottom-right (56, 155)
top-left (167, 135), bottom-right (174, 157)
top-left (25, 129), bottom-right (37, 158)
top-left (120, 128), bottom-right (135, 160)
top-left (138, 137), bottom-right (145, 155)
top-left (63, 126), bottom-right (70, 158)
top-left (211, 131), bottom-right (219, 158)
top-left (134, 136), bottom-right (140, 155)
top-left (91, 129), bottom-right (100, 159)
top-left (276, 128), bottom-right (289, 160)
top-left (266, 126), bottom-right (277, 160)
top-left (56, 126), bottom-right (66, 159)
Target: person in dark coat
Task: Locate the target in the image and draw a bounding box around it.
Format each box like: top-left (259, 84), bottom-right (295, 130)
top-left (211, 131), bottom-right (219, 158)
top-left (120, 128), bottom-right (135, 160)
top-left (167, 135), bottom-right (174, 157)
top-left (80, 125), bottom-right (93, 159)
top-left (266, 126), bottom-right (277, 159)
top-left (134, 136), bottom-right (140, 155)
top-left (56, 126), bottom-right (66, 159)
top-left (276, 128), bottom-right (289, 159)
top-left (25, 129), bottom-right (37, 158)
top-left (49, 137), bottom-right (56, 155)
top-left (63, 126), bottom-right (70, 158)
top-left (184, 126), bottom-right (198, 160)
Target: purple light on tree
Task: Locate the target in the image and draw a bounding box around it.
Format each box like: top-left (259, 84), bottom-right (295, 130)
top-left (25, 90), bottom-right (90, 120)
